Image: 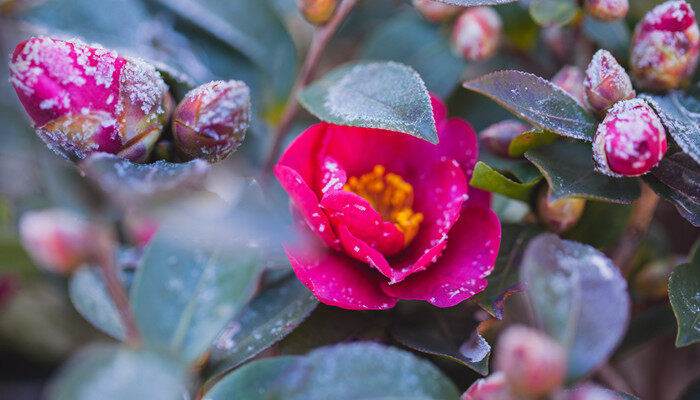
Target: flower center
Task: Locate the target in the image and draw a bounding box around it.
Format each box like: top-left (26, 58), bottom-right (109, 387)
top-left (344, 165), bottom-right (423, 246)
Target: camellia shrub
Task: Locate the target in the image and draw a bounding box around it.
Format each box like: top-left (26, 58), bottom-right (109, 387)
top-left (0, 0), bottom-right (698, 399)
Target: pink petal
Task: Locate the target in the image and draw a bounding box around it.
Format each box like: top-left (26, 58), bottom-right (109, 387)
top-left (465, 186), bottom-right (492, 209)
top-left (381, 205), bottom-right (501, 307)
top-left (276, 123), bottom-right (329, 194)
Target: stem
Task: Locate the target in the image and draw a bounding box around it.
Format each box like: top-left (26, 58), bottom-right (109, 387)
top-left (263, 0), bottom-right (358, 172)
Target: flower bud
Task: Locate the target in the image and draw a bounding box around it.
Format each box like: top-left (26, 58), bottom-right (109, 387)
top-left (593, 99), bottom-right (667, 177)
top-left (537, 186), bottom-right (586, 233)
top-left (172, 80), bottom-right (250, 163)
top-left (413, 0), bottom-right (461, 23)
top-left (542, 26), bottom-right (575, 62)
top-left (124, 211), bottom-right (158, 248)
top-left (452, 7), bottom-right (502, 61)
top-left (462, 372), bottom-right (517, 400)
top-left (633, 256), bottom-right (681, 300)
top-left (480, 120), bottom-right (530, 158)
top-left (584, 50), bottom-right (635, 114)
top-left (585, 0), bottom-right (628, 22)
top-left (9, 37), bottom-right (169, 162)
top-left (495, 325), bottom-right (567, 398)
top-left (298, 0), bottom-right (336, 25)
top-left (552, 66), bottom-right (586, 106)
top-left (19, 209), bottom-right (93, 275)
top-left (630, 0), bottom-right (700, 90)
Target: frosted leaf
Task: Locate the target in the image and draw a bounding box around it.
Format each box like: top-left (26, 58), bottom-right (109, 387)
top-left (299, 61), bottom-right (438, 144)
top-left (642, 93), bottom-right (700, 165)
top-left (69, 267), bottom-right (126, 341)
top-left (668, 244), bottom-right (700, 346)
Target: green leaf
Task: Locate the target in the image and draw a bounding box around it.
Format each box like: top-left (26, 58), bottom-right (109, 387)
top-left (565, 201), bottom-right (633, 249)
top-left (130, 225), bottom-right (261, 363)
top-left (206, 274), bottom-right (318, 379)
top-left (669, 241), bottom-right (700, 347)
top-left (69, 267), bottom-right (125, 341)
top-left (479, 146), bottom-right (543, 184)
top-left (473, 224), bottom-right (542, 318)
top-left (361, 11), bottom-right (466, 98)
top-left (643, 165), bottom-right (700, 227)
top-left (299, 61), bottom-right (438, 144)
top-left (525, 141), bottom-right (641, 203)
top-left (508, 129), bottom-right (558, 157)
top-left (530, 0), bottom-right (578, 27)
top-left (205, 343), bottom-right (461, 400)
top-left (391, 302), bottom-right (490, 375)
top-left (464, 71), bottom-right (597, 141)
top-left (470, 162), bottom-right (541, 203)
top-left (642, 92), bottom-right (700, 165)
top-left (521, 234), bottom-right (630, 380)
top-left (154, 63), bottom-right (195, 101)
top-left (47, 344), bottom-right (186, 400)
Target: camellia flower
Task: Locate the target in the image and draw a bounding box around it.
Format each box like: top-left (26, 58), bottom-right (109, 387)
top-left (413, 0), bottom-right (461, 23)
top-left (452, 7), bottom-right (502, 61)
top-left (172, 80), bottom-right (250, 162)
top-left (585, 0), bottom-right (628, 22)
top-left (630, 0), bottom-right (700, 90)
top-left (275, 95), bottom-right (501, 310)
top-left (298, 0), bottom-right (337, 25)
top-left (593, 99), bottom-right (667, 177)
top-left (480, 120), bottom-right (530, 158)
top-left (9, 37), bottom-right (169, 162)
top-left (551, 66), bottom-right (586, 107)
top-left (584, 49), bottom-right (635, 114)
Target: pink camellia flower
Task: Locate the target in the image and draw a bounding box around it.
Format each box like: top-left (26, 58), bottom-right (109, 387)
top-left (274, 95), bottom-right (501, 310)
top-left (630, 0), bottom-right (700, 90)
top-left (585, 0), bottom-right (628, 22)
top-left (9, 37), bottom-right (169, 162)
top-left (584, 50), bottom-right (635, 114)
top-left (593, 99), bottom-right (667, 177)
top-left (452, 7), bottom-right (502, 61)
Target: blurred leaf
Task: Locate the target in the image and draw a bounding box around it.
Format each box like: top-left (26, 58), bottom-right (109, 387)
top-left (433, 0), bottom-right (519, 4)
top-left (525, 141), bottom-right (641, 203)
top-left (205, 343), bottom-right (461, 400)
top-left (500, 2), bottom-right (541, 50)
top-left (154, 63), bottom-right (195, 101)
top-left (530, 0), bottom-right (578, 27)
top-left (565, 201), bottom-right (633, 249)
top-left (643, 92), bottom-right (700, 165)
top-left (69, 267), bottom-right (125, 341)
top-left (0, 235), bottom-right (36, 281)
top-left (470, 162), bottom-right (541, 202)
top-left (474, 224), bottom-right (541, 318)
top-left (361, 11), bottom-right (466, 98)
top-left (644, 173), bottom-right (700, 227)
top-left (521, 234), bottom-right (630, 380)
top-left (669, 241), bottom-right (700, 347)
top-left (650, 152), bottom-right (700, 199)
top-left (464, 71), bottom-right (597, 141)
top-left (79, 153), bottom-right (210, 205)
top-left (391, 301), bottom-right (490, 375)
top-left (47, 344), bottom-right (186, 400)
top-left (508, 128), bottom-right (557, 157)
top-left (299, 61), bottom-right (438, 144)
top-left (130, 224), bottom-right (262, 363)
top-left (583, 17), bottom-right (630, 56)
top-left (207, 274), bottom-right (318, 379)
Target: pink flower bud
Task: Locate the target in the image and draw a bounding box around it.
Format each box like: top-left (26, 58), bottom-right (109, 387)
top-left (542, 26), bottom-right (575, 62)
top-left (413, 0), bottom-right (461, 23)
top-left (480, 120), bottom-right (530, 158)
top-left (585, 0), bottom-right (629, 22)
top-left (630, 0), bottom-right (700, 90)
top-left (495, 325), bottom-right (567, 398)
top-left (584, 50), bottom-right (635, 114)
top-left (298, 0), bottom-right (337, 25)
top-left (172, 80), bottom-right (250, 162)
top-left (19, 208), bottom-right (93, 275)
top-left (452, 7), bottom-right (502, 61)
top-left (552, 66), bottom-right (586, 106)
top-left (537, 185), bottom-right (586, 233)
top-left (593, 99), bottom-right (667, 177)
top-left (9, 37), bottom-right (169, 162)
top-left (124, 211), bottom-right (158, 248)
top-left (462, 372), bottom-right (518, 400)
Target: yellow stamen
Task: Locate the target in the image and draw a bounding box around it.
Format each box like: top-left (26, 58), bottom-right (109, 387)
top-left (344, 165), bottom-right (423, 246)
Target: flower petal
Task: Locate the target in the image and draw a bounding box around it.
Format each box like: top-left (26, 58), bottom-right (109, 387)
top-left (381, 205), bottom-right (501, 307)
top-left (277, 123), bottom-right (328, 194)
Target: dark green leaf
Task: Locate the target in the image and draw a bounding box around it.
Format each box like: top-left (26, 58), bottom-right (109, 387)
top-left (299, 61), bottom-right (438, 143)
top-left (470, 162), bottom-right (541, 203)
top-left (479, 146), bottom-right (543, 184)
top-left (69, 267), bottom-right (125, 341)
top-left (205, 343), bottom-right (461, 400)
top-left (530, 0), bottom-right (578, 27)
top-left (509, 129), bottom-right (558, 157)
top-left (651, 152), bottom-right (700, 199)
top-left (669, 241), bottom-right (700, 347)
top-left (644, 173), bottom-right (700, 227)
top-left (642, 92), bottom-right (700, 165)
top-left (565, 201), bottom-right (633, 249)
top-left (464, 71), bottom-right (597, 141)
top-left (521, 234), bottom-right (630, 380)
top-left (525, 141), bottom-right (641, 203)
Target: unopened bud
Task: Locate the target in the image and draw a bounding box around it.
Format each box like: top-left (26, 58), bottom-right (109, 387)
top-left (630, 0), bottom-right (700, 90)
top-left (495, 325), bottom-right (567, 398)
top-left (462, 372), bottom-right (517, 400)
top-left (123, 211), bottom-right (158, 248)
top-left (452, 7), bottom-right (502, 61)
top-left (585, 0), bottom-right (628, 22)
top-left (552, 66), bottom-right (586, 106)
top-left (172, 80), bottom-right (250, 163)
top-left (584, 50), bottom-right (635, 114)
top-left (19, 209), bottom-right (93, 275)
top-left (480, 120), bottom-right (530, 158)
top-left (542, 26), bottom-right (575, 62)
top-left (537, 186), bottom-right (586, 233)
top-left (633, 256), bottom-right (681, 300)
top-left (9, 37), bottom-right (169, 162)
top-left (593, 99), bottom-right (667, 177)
top-left (298, 0), bottom-right (336, 25)
top-left (413, 0), bottom-right (461, 23)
